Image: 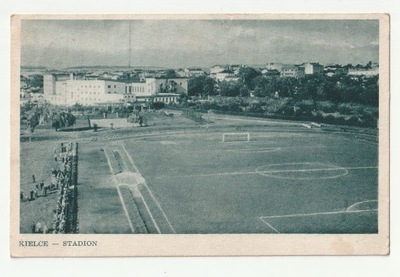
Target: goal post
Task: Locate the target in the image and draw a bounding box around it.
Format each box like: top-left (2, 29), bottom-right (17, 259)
top-left (222, 132), bottom-right (250, 143)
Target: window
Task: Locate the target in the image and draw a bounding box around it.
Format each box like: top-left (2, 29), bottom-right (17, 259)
top-left (108, 85), bottom-right (111, 88)
top-left (114, 85), bottom-right (116, 88)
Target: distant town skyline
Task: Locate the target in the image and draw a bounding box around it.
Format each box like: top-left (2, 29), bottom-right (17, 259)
top-left (21, 19), bottom-right (379, 69)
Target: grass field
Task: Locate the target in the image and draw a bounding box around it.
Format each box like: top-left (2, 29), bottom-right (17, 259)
top-left (20, 111), bottom-right (378, 234)
top-left (121, 130), bottom-right (378, 234)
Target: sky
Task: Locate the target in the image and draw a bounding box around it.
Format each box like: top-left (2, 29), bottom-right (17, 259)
top-left (20, 19), bottom-right (379, 69)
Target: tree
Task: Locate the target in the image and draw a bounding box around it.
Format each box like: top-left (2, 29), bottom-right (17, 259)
top-left (163, 69), bottom-right (178, 78)
top-left (51, 111), bottom-right (76, 131)
top-left (252, 76), bottom-right (279, 97)
top-left (28, 112), bottom-right (40, 133)
top-left (178, 92), bottom-right (189, 105)
top-left (361, 83), bottom-right (379, 106)
top-left (239, 84), bottom-right (250, 97)
top-left (238, 66), bottom-right (261, 88)
top-left (219, 81), bottom-right (242, 97)
top-left (188, 76), bottom-right (217, 97)
top-left (25, 75), bottom-right (43, 90)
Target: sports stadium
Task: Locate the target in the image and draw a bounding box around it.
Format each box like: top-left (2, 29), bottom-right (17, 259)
top-left (20, 110), bottom-right (378, 234)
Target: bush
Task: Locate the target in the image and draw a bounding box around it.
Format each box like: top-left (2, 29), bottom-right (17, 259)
top-left (337, 103), bottom-right (349, 114)
top-left (151, 102), bottom-right (165, 110)
top-left (296, 100), bottom-right (315, 115)
top-left (316, 101), bottom-right (336, 113)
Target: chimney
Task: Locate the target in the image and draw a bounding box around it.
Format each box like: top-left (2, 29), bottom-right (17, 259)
top-left (70, 73), bottom-right (74, 80)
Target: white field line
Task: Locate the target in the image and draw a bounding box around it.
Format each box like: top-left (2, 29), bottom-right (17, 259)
top-left (220, 140), bottom-right (250, 144)
top-left (103, 148), bottom-right (135, 233)
top-left (226, 147), bottom-right (281, 153)
top-left (259, 218), bottom-right (280, 234)
top-left (260, 209), bottom-right (378, 220)
top-left (121, 144), bottom-right (176, 234)
top-left (355, 133), bottom-right (378, 140)
top-left (346, 200), bottom-right (378, 212)
top-left (138, 192), bottom-right (162, 234)
top-left (154, 166), bottom-right (377, 179)
top-left (258, 208), bottom-right (377, 233)
top-left (115, 145), bottom-right (162, 234)
top-left (337, 135), bottom-right (378, 146)
top-left (166, 144), bottom-right (179, 153)
top-left (256, 166), bottom-right (378, 174)
top-left (356, 139), bottom-right (378, 146)
top-left (154, 171), bottom-right (256, 179)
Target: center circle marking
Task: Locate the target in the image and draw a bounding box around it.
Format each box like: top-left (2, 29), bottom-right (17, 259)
top-left (255, 162), bottom-right (348, 180)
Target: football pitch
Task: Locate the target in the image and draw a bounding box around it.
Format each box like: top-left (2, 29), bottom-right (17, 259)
top-left (20, 116), bottom-right (378, 234)
top-left (91, 128), bottom-right (378, 234)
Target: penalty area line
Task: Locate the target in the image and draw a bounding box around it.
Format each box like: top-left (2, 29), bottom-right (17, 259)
top-left (346, 200), bottom-right (378, 212)
top-left (260, 209), bottom-right (378, 220)
top-left (259, 217), bottom-right (280, 234)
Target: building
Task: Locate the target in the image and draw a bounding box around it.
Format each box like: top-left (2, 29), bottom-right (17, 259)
top-left (43, 73), bottom-right (188, 106)
top-left (153, 93), bottom-right (180, 105)
top-left (44, 74), bottom-right (126, 105)
top-left (261, 69), bottom-right (281, 77)
top-left (182, 68), bottom-right (206, 77)
top-left (150, 77), bottom-right (188, 94)
top-left (127, 77), bottom-right (188, 106)
top-left (265, 63), bottom-right (283, 72)
top-left (301, 62), bottom-right (323, 75)
top-left (347, 66), bottom-right (379, 77)
top-left (211, 69), bottom-right (238, 82)
top-left (209, 65), bottom-right (228, 75)
top-left (280, 65), bottom-right (305, 78)
top-left (124, 82), bottom-right (147, 102)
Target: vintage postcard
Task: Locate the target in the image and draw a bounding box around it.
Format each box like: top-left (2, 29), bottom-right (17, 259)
top-left (10, 14), bottom-right (389, 257)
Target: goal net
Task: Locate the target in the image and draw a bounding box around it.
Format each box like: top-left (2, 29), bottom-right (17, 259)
top-left (222, 132), bottom-right (250, 143)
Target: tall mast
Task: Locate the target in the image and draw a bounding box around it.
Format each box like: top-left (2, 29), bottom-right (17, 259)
top-left (128, 21), bottom-right (132, 68)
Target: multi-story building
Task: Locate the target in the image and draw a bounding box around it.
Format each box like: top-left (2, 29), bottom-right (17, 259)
top-left (213, 69), bottom-right (238, 82)
top-left (261, 69), bottom-right (281, 77)
top-left (280, 65), bottom-right (305, 78)
top-left (301, 62), bottom-right (323, 75)
top-left (44, 74), bottom-right (126, 105)
top-left (43, 73), bottom-right (188, 106)
top-left (127, 77), bottom-right (188, 104)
